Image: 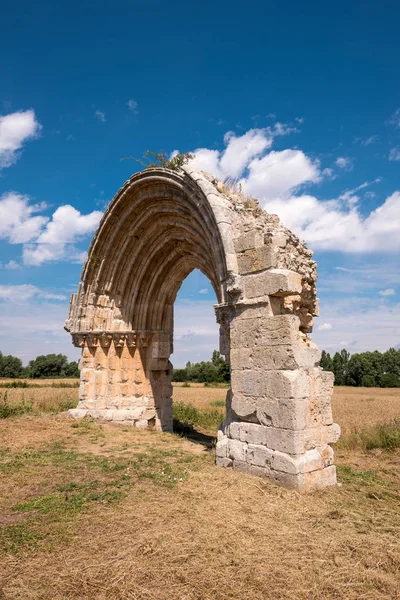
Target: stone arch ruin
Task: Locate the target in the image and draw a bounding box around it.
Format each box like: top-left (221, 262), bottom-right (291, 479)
top-left (65, 166), bottom-right (340, 491)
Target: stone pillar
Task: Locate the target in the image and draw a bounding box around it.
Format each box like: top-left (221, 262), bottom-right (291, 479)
top-left (215, 278), bottom-right (339, 492)
top-left (69, 330), bottom-right (172, 430)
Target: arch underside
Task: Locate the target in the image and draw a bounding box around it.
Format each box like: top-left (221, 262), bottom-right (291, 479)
top-left (78, 176), bottom-right (228, 333)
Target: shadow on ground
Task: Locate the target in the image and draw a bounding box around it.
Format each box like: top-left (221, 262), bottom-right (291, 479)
top-left (173, 418), bottom-right (216, 451)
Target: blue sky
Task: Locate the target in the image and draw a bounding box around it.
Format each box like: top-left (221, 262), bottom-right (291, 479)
top-left (0, 0), bottom-right (399, 366)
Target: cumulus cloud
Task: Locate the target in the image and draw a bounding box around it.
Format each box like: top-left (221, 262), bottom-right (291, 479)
top-left (188, 129), bottom-right (400, 253)
top-left (199, 288), bottom-right (208, 294)
top-left (0, 193), bottom-right (48, 243)
top-left (190, 124), bottom-right (298, 180)
top-left (0, 192), bottom-right (103, 266)
top-left (23, 205), bottom-right (103, 266)
top-left (94, 110), bottom-right (106, 122)
top-left (0, 109), bottom-right (41, 168)
top-left (379, 288), bottom-right (396, 297)
top-left (241, 149), bottom-right (320, 201)
top-left (318, 322), bottom-right (333, 331)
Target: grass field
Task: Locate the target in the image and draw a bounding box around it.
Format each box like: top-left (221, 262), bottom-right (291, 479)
top-left (0, 381), bottom-right (399, 599)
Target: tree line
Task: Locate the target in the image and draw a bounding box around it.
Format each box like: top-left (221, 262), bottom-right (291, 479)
top-left (0, 352), bottom-right (80, 379)
top-left (173, 350), bottom-right (230, 384)
top-left (2, 346), bottom-right (399, 387)
top-left (320, 348), bottom-right (400, 387)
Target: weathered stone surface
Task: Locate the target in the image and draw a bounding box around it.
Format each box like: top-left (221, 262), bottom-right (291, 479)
top-left (66, 166), bottom-right (339, 492)
top-left (243, 269), bottom-right (302, 299)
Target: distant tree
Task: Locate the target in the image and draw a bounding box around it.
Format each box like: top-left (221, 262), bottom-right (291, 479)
top-left (65, 361), bottom-right (80, 378)
top-left (332, 349), bottom-right (350, 385)
top-left (173, 368), bottom-right (188, 382)
top-left (320, 350), bottom-right (333, 372)
top-left (380, 373), bottom-right (400, 388)
top-left (173, 350), bottom-right (230, 384)
top-left (0, 351), bottom-right (23, 378)
top-left (27, 354), bottom-right (69, 378)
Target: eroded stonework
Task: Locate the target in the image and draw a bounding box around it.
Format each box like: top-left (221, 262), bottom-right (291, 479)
top-left (66, 166), bottom-right (340, 491)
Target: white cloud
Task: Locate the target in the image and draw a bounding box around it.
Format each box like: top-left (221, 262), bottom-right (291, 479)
top-left (241, 149), bottom-right (320, 201)
top-left (190, 125), bottom-right (298, 180)
top-left (189, 129), bottom-right (399, 253)
top-left (388, 108), bottom-right (400, 129)
top-left (0, 109), bottom-right (41, 169)
top-left (94, 110), bottom-right (106, 122)
top-left (23, 205), bottom-right (103, 266)
top-left (354, 135), bottom-right (379, 146)
top-left (0, 192), bottom-right (103, 266)
top-left (127, 99), bottom-right (138, 113)
top-left (335, 156), bottom-right (353, 171)
top-left (0, 284), bottom-right (65, 302)
top-left (5, 260), bottom-right (20, 270)
top-left (318, 322), bottom-right (333, 331)
top-left (379, 288), bottom-right (395, 297)
top-left (0, 192), bottom-right (48, 243)
top-left (199, 288), bottom-right (208, 294)
top-left (389, 147), bottom-right (400, 161)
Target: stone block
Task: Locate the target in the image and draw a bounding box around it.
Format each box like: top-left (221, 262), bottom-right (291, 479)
top-left (233, 230), bottom-right (264, 252)
top-left (264, 369), bottom-right (310, 398)
top-left (68, 408), bottom-right (88, 419)
top-left (322, 423), bottom-right (341, 445)
top-left (229, 421), bottom-right (270, 445)
top-left (257, 397), bottom-right (308, 430)
top-left (265, 427), bottom-right (305, 455)
top-left (232, 460), bottom-right (253, 475)
top-left (237, 246), bottom-right (278, 274)
top-left (230, 347), bottom-right (253, 370)
top-left (243, 269), bottom-right (302, 300)
top-left (230, 393), bottom-right (257, 421)
top-left (228, 439), bottom-right (247, 462)
top-left (271, 450), bottom-right (303, 475)
top-left (216, 437), bottom-right (229, 459)
top-left (247, 444), bottom-right (274, 467)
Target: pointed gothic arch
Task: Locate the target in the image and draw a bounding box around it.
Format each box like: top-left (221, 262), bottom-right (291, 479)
top-left (66, 166), bottom-right (339, 491)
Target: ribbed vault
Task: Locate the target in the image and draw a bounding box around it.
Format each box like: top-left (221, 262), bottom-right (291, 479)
top-left (78, 169), bottom-right (229, 332)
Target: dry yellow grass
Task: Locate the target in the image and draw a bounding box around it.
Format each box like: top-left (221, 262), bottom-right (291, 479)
top-left (0, 383), bottom-right (399, 599)
top-left (0, 378), bottom-right (80, 386)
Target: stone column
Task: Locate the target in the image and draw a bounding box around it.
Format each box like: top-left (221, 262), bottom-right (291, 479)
top-left (215, 275), bottom-right (340, 492)
top-left (69, 331), bottom-right (171, 429)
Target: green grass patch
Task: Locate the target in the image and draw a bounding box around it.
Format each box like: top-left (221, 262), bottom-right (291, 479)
top-left (0, 441), bottom-right (201, 553)
top-left (0, 523), bottom-right (45, 554)
top-left (337, 420), bottom-right (400, 451)
top-left (210, 399), bottom-right (225, 408)
top-left (172, 402), bottom-right (224, 432)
